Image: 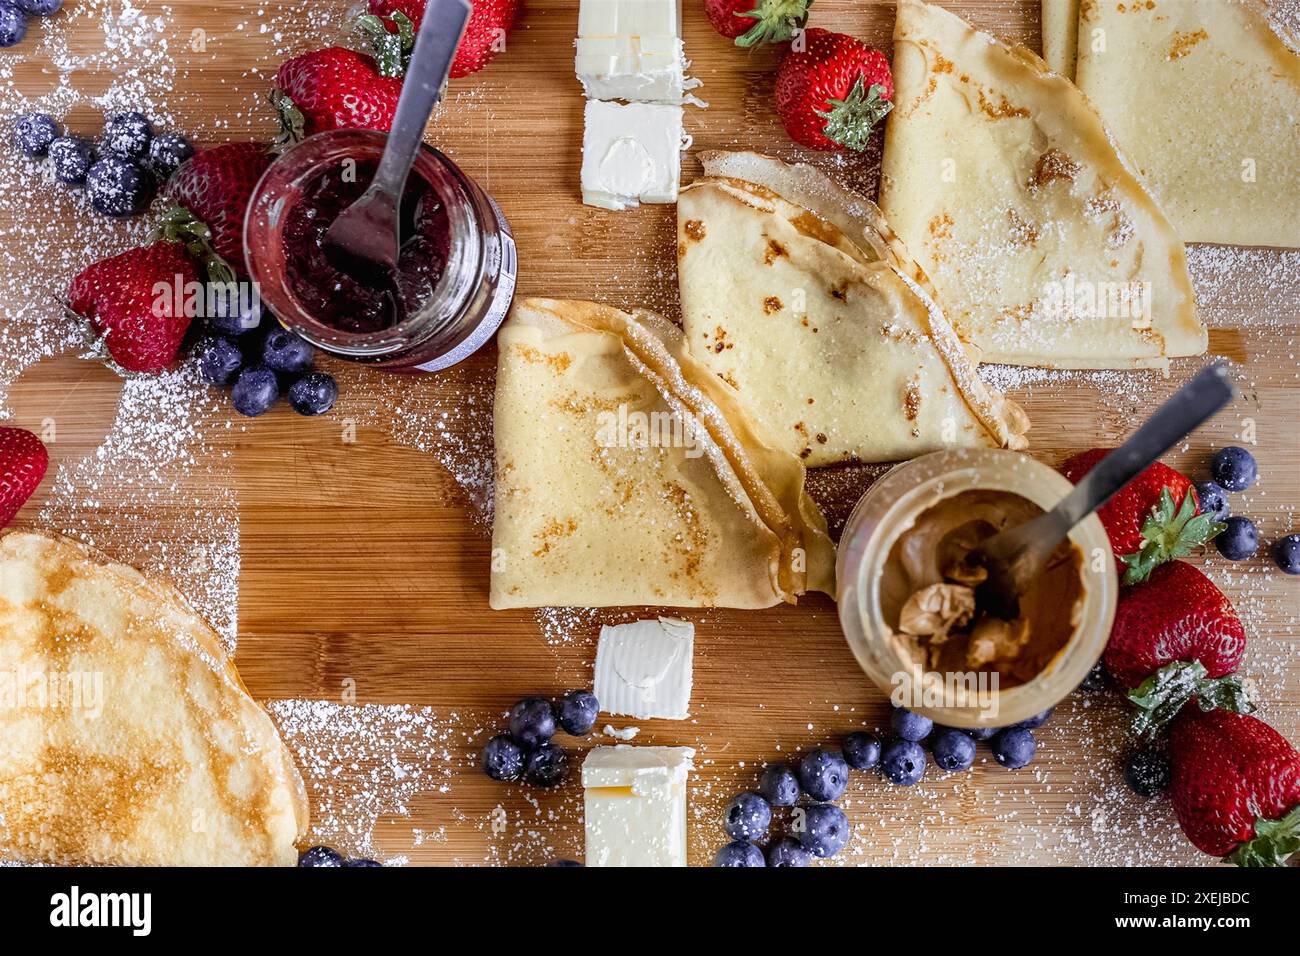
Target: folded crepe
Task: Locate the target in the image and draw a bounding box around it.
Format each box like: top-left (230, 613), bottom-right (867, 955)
top-left (677, 151), bottom-right (1029, 467)
top-left (0, 531), bottom-right (308, 866)
top-left (490, 298), bottom-right (835, 609)
top-left (1072, 0), bottom-right (1300, 248)
top-left (880, 0), bottom-right (1206, 369)
top-left (1041, 0), bottom-right (1079, 77)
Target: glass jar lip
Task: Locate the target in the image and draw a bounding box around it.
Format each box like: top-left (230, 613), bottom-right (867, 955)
top-left (243, 128), bottom-right (481, 357)
top-left (835, 448), bottom-right (1117, 727)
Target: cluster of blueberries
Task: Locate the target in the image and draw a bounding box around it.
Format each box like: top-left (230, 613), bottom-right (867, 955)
top-left (0, 0), bottom-right (60, 50)
top-left (715, 703), bottom-right (1053, 866)
top-left (1197, 446), bottom-right (1298, 571)
top-left (11, 110), bottom-right (193, 216)
top-left (480, 690), bottom-right (600, 789)
top-left (198, 320), bottom-right (339, 418)
top-left (298, 845), bottom-right (381, 868)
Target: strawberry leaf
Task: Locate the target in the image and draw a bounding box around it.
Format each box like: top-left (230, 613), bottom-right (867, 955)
top-left (1127, 660), bottom-right (1255, 741)
top-left (269, 88), bottom-right (306, 152)
top-left (816, 77), bottom-right (892, 153)
top-left (150, 205), bottom-right (237, 285)
top-left (735, 0), bottom-right (814, 48)
top-left (1120, 486), bottom-right (1225, 585)
top-left (1228, 805), bottom-right (1300, 867)
top-left (355, 12), bottom-right (415, 78)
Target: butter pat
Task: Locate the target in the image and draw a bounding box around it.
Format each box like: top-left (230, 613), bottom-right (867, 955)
top-left (583, 745), bottom-right (694, 867)
top-left (594, 617), bottom-right (693, 720)
top-left (575, 36), bottom-right (686, 104)
top-left (577, 0), bottom-right (681, 39)
top-left (581, 99), bottom-right (682, 210)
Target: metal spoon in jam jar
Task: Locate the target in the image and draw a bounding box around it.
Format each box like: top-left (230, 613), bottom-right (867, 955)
top-left (968, 361), bottom-right (1236, 619)
top-left (321, 0), bottom-right (471, 321)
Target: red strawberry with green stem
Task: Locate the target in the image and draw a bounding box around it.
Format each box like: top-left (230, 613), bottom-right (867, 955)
top-left (1106, 560), bottom-right (1247, 691)
top-left (67, 240), bottom-right (200, 374)
top-left (704, 0), bottom-right (812, 47)
top-left (774, 28), bottom-right (893, 151)
top-left (1060, 448), bottom-right (1223, 584)
top-left (367, 0), bottom-right (520, 77)
top-left (1169, 707), bottom-right (1300, 865)
top-left (165, 142), bottom-right (274, 281)
top-left (0, 428), bottom-right (48, 528)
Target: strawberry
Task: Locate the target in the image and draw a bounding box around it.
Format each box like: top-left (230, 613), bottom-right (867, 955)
top-left (1169, 707), bottom-right (1300, 865)
top-left (165, 142), bottom-right (273, 281)
top-left (774, 28), bottom-right (893, 151)
top-left (274, 47), bottom-right (405, 137)
top-left (704, 0), bottom-right (811, 47)
top-left (367, 0), bottom-right (520, 78)
top-left (0, 428), bottom-right (48, 528)
top-left (1059, 448), bottom-right (1222, 584)
top-left (67, 240), bottom-right (200, 374)
top-left (1106, 560), bottom-right (1246, 690)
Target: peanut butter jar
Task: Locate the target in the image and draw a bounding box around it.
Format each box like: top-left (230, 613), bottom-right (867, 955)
top-left (836, 449), bottom-right (1117, 728)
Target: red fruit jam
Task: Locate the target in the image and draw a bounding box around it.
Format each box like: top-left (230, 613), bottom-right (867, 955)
top-left (281, 160), bottom-right (451, 334)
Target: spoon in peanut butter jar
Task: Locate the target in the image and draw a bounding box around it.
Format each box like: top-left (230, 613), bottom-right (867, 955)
top-left (321, 0), bottom-right (471, 321)
top-left (968, 361), bottom-right (1236, 619)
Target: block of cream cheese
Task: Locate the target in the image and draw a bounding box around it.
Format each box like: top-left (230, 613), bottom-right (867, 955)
top-left (577, 0), bottom-right (681, 39)
top-left (594, 617), bottom-right (694, 720)
top-left (583, 745), bottom-right (694, 867)
top-left (575, 36), bottom-right (686, 104)
top-left (581, 99), bottom-right (682, 210)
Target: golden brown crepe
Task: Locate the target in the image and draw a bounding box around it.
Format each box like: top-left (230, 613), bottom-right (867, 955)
top-left (677, 151), bottom-right (1028, 467)
top-left (0, 531), bottom-right (308, 866)
top-left (490, 298), bottom-right (835, 609)
top-left (1073, 0), bottom-right (1300, 248)
top-left (880, 0), bottom-right (1206, 369)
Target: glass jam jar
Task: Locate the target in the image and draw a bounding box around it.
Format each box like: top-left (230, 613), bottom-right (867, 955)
top-left (836, 449), bottom-right (1117, 729)
top-left (244, 129), bottom-right (516, 372)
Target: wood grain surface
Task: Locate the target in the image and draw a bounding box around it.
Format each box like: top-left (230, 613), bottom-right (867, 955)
top-left (2, 0), bottom-right (1297, 866)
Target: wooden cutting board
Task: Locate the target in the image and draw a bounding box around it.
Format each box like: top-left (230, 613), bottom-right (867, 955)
top-left (2, 0), bottom-right (1297, 866)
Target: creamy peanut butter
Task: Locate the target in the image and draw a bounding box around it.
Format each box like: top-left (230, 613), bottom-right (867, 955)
top-left (880, 489), bottom-right (1086, 688)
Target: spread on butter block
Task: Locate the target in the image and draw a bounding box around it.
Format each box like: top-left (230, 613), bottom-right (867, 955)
top-left (593, 617), bottom-right (694, 720)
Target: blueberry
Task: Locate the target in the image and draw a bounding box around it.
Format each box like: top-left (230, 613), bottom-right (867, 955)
top-left (930, 728), bottom-right (976, 772)
top-left (15, 0), bottom-right (60, 13)
top-left (1077, 662), bottom-right (1108, 693)
top-left (766, 836), bottom-right (813, 867)
top-left (891, 707), bottom-right (933, 741)
top-left (146, 131), bottom-right (193, 179)
top-left (47, 135), bottom-right (92, 184)
top-left (481, 733), bottom-right (525, 782)
top-left (546, 859), bottom-right (583, 867)
top-left (262, 327), bottom-right (315, 375)
top-left (298, 845), bottom-right (344, 867)
top-left (101, 111), bottom-right (153, 158)
top-left (842, 731), bottom-right (881, 771)
top-left (85, 155), bottom-right (150, 216)
top-left (881, 739), bottom-right (926, 785)
top-left (757, 763), bottom-right (800, 807)
top-left (798, 747), bottom-right (849, 801)
top-left (524, 743), bottom-right (568, 788)
top-left (231, 366), bottom-right (278, 416)
top-left (1013, 707), bottom-right (1054, 730)
top-left (288, 372), bottom-right (338, 417)
top-left (991, 727), bottom-right (1037, 769)
top-left (714, 841), bottom-right (765, 867)
top-left (508, 697), bottom-right (556, 748)
top-left (197, 335), bottom-right (244, 387)
top-left (797, 804), bottom-right (850, 858)
top-left (1274, 534), bottom-right (1300, 575)
top-left (1124, 747), bottom-right (1170, 798)
top-left (1194, 480), bottom-right (1230, 522)
top-left (723, 792), bottom-right (772, 842)
top-left (556, 689), bottom-right (599, 735)
top-left (344, 858), bottom-right (382, 867)
top-left (0, 3), bottom-right (28, 47)
top-left (12, 112), bottom-right (57, 156)
top-left (1211, 446), bottom-right (1258, 492)
top-left (1215, 516), bottom-right (1258, 561)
